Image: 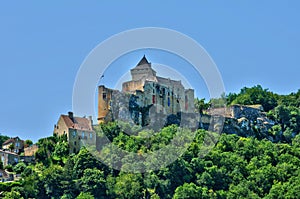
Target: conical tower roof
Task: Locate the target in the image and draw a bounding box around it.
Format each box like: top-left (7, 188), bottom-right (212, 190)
top-left (136, 55), bottom-right (150, 66)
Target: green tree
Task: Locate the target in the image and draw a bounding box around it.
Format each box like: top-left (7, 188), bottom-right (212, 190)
top-left (113, 173), bottom-right (144, 199)
top-left (77, 168), bottom-right (106, 198)
top-left (39, 165), bottom-right (64, 198)
top-left (52, 140), bottom-right (69, 164)
top-left (173, 183), bottom-right (201, 199)
top-left (35, 136), bottom-right (57, 166)
top-left (227, 181), bottom-right (260, 199)
top-left (76, 192), bottom-right (94, 199)
top-left (0, 135), bottom-right (10, 147)
top-left (13, 162), bottom-right (26, 174)
top-left (230, 85), bottom-right (277, 111)
top-left (195, 98), bottom-right (210, 128)
top-left (24, 139), bottom-right (33, 148)
top-left (3, 190), bottom-right (24, 199)
top-left (73, 147), bottom-right (101, 178)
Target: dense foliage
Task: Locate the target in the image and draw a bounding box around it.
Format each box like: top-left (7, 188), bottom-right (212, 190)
top-left (0, 134), bottom-right (10, 148)
top-left (1, 86), bottom-right (300, 198)
top-left (1, 128), bottom-right (300, 198)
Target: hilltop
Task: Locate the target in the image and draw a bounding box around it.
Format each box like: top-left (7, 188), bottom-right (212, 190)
top-left (0, 85), bottom-right (300, 198)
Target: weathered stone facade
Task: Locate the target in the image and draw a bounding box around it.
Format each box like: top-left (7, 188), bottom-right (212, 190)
top-left (53, 112), bottom-right (96, 154)
top-left (0, 150), bottom-right (19, 167)
top-left (98, 56), bottom-right (195, 127)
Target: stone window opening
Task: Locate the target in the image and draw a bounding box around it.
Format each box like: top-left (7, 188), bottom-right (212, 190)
top-left (152, 95), bottom-right (156, 104)
top-left (102, 92), bottom-right (107, 100)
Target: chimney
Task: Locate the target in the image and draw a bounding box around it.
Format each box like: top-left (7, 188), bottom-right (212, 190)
top-left (88, 116), bottom-right (93, 127)
top-left (68, 112), bottom-right (74, 122)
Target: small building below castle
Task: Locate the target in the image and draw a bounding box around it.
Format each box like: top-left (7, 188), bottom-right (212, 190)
top-left (0, 150), bottom-right (19, 167)
top-left (53, 112), bottom-right (96, 154)
top-left (2, 137), bottom-right (24, 154)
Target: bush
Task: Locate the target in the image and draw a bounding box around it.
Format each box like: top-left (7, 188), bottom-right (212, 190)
top-left (13, 162), bottom-right (26, 174)
top-left (5, 164), bottom-right (13, 172)
top-left (0, 181), bottom-right (22, 192)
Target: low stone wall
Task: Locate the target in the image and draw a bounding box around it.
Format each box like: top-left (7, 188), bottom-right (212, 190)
top-left (24, 144), bottom-right (38, 156)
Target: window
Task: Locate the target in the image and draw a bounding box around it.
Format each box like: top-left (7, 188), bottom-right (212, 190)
top-left (90, 133), bottom-right (93, 139)
top-left (82, 132), bottom-right (85, 137)
top-left (102, 92), bottom-right (107, 100)
top-left (152, 95), bottom-right (155, 104)
top-left (74, 141), bottom-right (77, 146)
top-left (185, 95), bottom-right (188, 110)
top-left (73, 131), bottom-right (76, 137)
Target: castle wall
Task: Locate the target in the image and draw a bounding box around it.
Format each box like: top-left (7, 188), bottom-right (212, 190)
top-left (122, 79), bottom-right (144, 93)
top-left (98, 56), bottom-right (196, 126)
top-left (185, 89), bottom-right (195, 113)
top-left (98, 85), bottom-right (113, 123)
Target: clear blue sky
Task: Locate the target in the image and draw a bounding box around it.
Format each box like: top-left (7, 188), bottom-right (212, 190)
top-left (0, 1), bottom-right (299, 142)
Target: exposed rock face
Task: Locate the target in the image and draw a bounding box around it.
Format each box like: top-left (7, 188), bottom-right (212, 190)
top-left (205, 105), bottom-right (277, 142)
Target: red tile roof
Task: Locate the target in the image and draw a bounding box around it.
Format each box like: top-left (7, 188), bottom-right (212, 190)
top-left (2, 137), bottom-right (23, 146)
top-left (61, 115), bottom-right (93, 131)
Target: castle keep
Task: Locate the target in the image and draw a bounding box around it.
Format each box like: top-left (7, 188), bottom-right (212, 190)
top-left (98, 56), bottom-right (195, 125)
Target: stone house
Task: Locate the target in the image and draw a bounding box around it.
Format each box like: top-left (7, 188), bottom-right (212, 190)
top-left (2, 137), bottom-right (24, 154)
top-left (53, 112), bottom-right (96, 154)
top-left (0, 150), bottom-right (19, 167)
top-left (98, 56), bottom-right (195, 125)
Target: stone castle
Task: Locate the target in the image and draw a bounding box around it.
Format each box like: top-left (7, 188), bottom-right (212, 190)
top-left (98, 56), bottom-right (195, 126)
